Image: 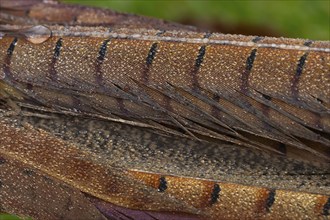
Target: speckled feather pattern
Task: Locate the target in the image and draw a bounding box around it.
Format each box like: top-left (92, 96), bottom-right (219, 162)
top-left (0, 1), bottom-right (329, 220)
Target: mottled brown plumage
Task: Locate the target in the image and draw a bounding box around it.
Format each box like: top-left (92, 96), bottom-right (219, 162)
top-left (0, 0), bottom-right (329, 220)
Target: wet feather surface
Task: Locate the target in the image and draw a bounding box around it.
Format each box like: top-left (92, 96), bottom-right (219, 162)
top-left (0, 0), bottom-right (329, 219)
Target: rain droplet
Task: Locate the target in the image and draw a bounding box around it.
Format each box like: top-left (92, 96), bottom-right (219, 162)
top-left (22, 25), bottom-right (52, 44)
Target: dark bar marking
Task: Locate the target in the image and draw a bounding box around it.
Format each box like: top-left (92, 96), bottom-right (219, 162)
top-left (323, 197), bottom-right (330, 216)
top-left (97, 39), bottom-right (110, 62)
top-left (146, 43), bottom-right (158, 66)
top-left (296, 53), bottom-right (308, 77)
top-left (246, 49), bottom-right (257, 72)
top-left (7, 37), bottom-right (18, 56)
top-left (210, 183), bottom-right (221, 205)
top-left (156, 30), bottom-right (166, 36)
top-left (241, 48), bottom-right (257, 93)
top-left (252, 36), bottom-right (264, 43)
top-left (0, 180), bottom-right (2, 188)
top-left (262, 94), bottom-right (271, 101)
top-left (49, 38), bottom-right (63, 80)
top-left (316, 97), bottom-right (324, 104)
top-left (195, 45), bottom-right (206, 68)
top-left (304, 40), bottom-right (313, 47)
top-left (158, 176), bottom-right (167, 192)
top-left (203, 32), bottom-right (213, 39)
top-left (3, 37), bottom-right (18, 79)
top-left (53, 38), bottom-right (62, 58)
top-left (142, 42), bottom-right (158, 84)
top-left (95, 39), bottom-right (111, 85)
top-left (291, 52), bottom-right (309, 97)
top-left (192, 45), bottom-right (207, 90)
top-left (265, 189), bottom-right (276, 212)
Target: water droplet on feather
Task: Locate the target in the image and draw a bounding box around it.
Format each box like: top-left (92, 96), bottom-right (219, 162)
top-left (23, 25), bottom-right (51, 44)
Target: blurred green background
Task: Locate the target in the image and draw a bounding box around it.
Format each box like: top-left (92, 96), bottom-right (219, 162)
top-left (63, 0), bottom-right (329, 40)
top-left (0, 214), bottom-right (31, 220)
